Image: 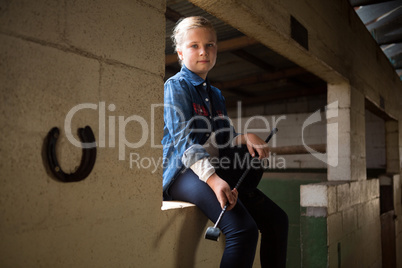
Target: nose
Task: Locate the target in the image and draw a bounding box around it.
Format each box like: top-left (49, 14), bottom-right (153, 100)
top-left (200, 46), bottom-right (208, 56)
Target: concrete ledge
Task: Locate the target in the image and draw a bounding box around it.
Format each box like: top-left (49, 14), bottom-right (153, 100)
top-left (161, 201), bottom-right (196, 211)
top-left (300, 179), bottom-right (380, 215)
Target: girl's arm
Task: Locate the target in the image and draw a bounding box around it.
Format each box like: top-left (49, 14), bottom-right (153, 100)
top-left (233, 133), bottom-right (270, 159)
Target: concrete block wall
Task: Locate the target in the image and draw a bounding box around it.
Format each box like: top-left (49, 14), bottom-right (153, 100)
top-left (0, 1), bottom-right (228, 267)
top-left (231, 113), bottom-right (327, 169)
top-left (0, 0), bottom-right (167, 266)
top-left (230, 99), bottom-right (388, 170)
top-left (300, 179), bottom-right (382, 267)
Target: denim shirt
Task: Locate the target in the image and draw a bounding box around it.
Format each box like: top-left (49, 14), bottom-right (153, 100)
top-left (162, 65), bottom-right (238, 198)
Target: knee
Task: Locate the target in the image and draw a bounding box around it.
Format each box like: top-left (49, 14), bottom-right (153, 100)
top-left (226, 220), bottom-right (259, 247)
top-left (237, 221), bottom-right (259, 246)
top-left (245, 221), bottom-right (259, 243)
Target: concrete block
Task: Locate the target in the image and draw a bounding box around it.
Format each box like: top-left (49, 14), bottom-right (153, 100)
top-left (264, 102), bottom-right (288, 115)
top-left (367, 179), bottom-right (380, 200)
top-left (328, 157), bottom-right (351, 181)
top-left (328, 242), bottom-right (339, 268)
top-left (363, 220), bottom-right (382, 267)
top-left (99, 63), bottom-right (164, 163)
top-left (327, 212), bottom-right (343, 245)
top-left (65, 0), bottom-right (165, 76)
top-left (300, 182), bottom-right (339, 215)
top-left (339, 233), bottom-right (360, 268)
top-left (336, 108), bottom-right (351, 134)
top-left (300, 184), bottom-right (328, 208)
top-left (342, 208), bottom-right (357, 235)
top-left (349, 181), bottom-right (361, 206)
top-left (242, 115), bottom-right (272, 136)
top-left (356, 203), bottom-right (368, 229)
top-left (351, 156), bottom-right (367, 181)
top-left (243, 105), bottom-right (265, 117)
top-left (351, 133), bottom-right (366, 159)
top-left (337, 183), bottom-right (351, 211)
top-left (357, 199), bottom-right (380, 228)
top-left (286, 99), bottom-right (308, 114)
top-left (393, 175), bottom-right (401, 215)
top-left (0, 35), bottom-right (100, 175)
top-left (327, 83), bottom-right (351, 108)
top-left (327, 184), bottom-right (338, 215)
top-left (334, 132), bottom-right (351, 157)
top-left (0, 0), bottom-right (64, 44)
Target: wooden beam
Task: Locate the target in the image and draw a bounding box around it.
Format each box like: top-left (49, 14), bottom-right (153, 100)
top-left (165, 7), bottom-right (182, 22)
top-left (212, 67), bottom-right (307, 90)
top-left (165, 36), bottom-right (258, 65)
top-left (225, 86), bottom-right (326, 108)
top-left (271, 144), bottom-right (326, 155)
top-left (232, 49), bottom-right (276, 72)
top-left (222, 87), bottom-right (255, 98)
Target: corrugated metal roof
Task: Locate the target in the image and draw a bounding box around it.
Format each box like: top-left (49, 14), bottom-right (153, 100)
top-left (352, 0), bottom-right (402, 79)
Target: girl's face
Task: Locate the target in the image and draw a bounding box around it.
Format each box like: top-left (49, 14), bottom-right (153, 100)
top-left (177, 27), bottom-right (217, 80)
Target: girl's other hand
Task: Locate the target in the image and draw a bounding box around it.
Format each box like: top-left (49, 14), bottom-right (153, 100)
top-left (243, 133), bottom-right (270, 160)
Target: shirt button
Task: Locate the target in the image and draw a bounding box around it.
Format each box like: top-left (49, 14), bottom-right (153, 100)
top-left (205, 98), bottom-right (209, 102)
top-left (206, 133), bottom-right (210, 137)
top-left (203, 82), bottom-right (206, 86)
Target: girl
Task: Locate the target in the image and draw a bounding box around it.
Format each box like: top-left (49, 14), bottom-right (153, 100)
top-left (162, 16), bottom-right (288, 268)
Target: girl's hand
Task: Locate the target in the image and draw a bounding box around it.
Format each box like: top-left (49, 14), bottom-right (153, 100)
top-left (240, 133), bottom-right (270, 159)
top-left (206, 173), bottom-right (238, 210)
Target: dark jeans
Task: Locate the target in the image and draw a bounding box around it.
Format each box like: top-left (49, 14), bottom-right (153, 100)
top-left (168, 146), bottom-right (288, 268)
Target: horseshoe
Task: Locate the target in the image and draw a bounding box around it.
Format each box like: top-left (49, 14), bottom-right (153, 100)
top-left (46, 126), bottom-right (97, 182)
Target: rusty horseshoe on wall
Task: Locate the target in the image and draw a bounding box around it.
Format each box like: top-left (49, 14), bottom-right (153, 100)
top-left (45, 126), bottom-right (97, 182)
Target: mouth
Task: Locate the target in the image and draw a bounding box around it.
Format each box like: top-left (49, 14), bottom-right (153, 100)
top-left (198, 60), bottom-right (210, 63)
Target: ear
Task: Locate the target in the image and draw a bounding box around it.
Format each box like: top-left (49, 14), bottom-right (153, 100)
top-left (177, 50), bottom-right (183, 61)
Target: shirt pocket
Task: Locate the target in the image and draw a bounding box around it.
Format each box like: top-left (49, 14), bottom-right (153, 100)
top-left (192, 103), bottom-right (209, 116)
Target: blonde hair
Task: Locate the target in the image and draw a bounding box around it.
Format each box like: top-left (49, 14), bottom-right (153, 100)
top-left (171, 16), bottom-right (216, 53)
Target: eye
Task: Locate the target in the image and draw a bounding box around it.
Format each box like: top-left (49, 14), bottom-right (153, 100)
top-left (191, 44), bottom-right (198, 48)
top-left (207, 43), bottom-right (215, 47)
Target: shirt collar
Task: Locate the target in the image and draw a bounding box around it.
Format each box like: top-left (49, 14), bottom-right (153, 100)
top-left (181, 64), bottom-right (208, 87)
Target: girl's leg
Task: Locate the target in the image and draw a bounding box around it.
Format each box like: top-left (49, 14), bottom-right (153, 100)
top-left (240, 189), bottom-right (288, 268)
top-left (216, 146), bottom-right (288, 267)
top-left (168, 169), bottom-right (259, 268)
